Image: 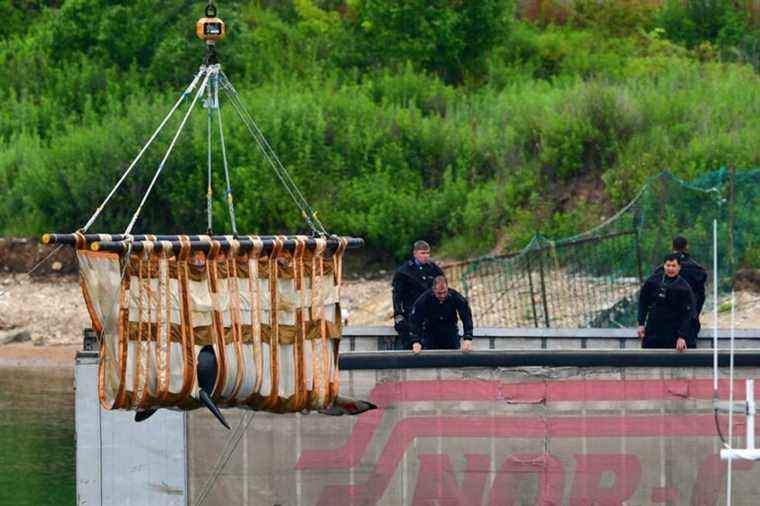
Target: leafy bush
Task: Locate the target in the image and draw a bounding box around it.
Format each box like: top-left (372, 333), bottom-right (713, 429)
top-left (0, 1), bottom-right (759, 262)
top-left (656, 0), bottom-right (752, 49)
top-left (346, 0), bottom-right (514, 83)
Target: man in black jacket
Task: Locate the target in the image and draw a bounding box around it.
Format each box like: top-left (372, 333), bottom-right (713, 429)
top-left (409, 276), bottom-right (474, 353)
top-left (638, 253), bottom-right (696, 352)
top-left (391, 241), bottom-right (443, 349)
top-left (653, 236), bottom-right (707, 345)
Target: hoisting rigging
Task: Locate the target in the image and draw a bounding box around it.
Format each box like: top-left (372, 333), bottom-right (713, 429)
top-left (43, 1), bottom-right (371, 430)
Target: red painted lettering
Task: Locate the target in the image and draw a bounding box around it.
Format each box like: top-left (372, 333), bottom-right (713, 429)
top-left (489, 453), bottom-right (564, 506)
top-left (569, 454), bottom-right (641, 506)
top-left (412, 454), bottom-right (490, 506)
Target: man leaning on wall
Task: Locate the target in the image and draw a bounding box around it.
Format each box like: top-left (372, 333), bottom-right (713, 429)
top-left (408, 275), bottom-right (474, 354)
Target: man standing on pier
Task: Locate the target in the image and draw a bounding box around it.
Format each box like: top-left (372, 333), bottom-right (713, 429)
top-left (391, 240), bottom-right (443, 349)
top-left (653, 236), bottom-right (707, 346)
top-left (638, 253), bottom-right (696, 352)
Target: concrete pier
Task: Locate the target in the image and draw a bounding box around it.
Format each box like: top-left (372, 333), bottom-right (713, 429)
top-left (75, 328), bottom-right (760, 505)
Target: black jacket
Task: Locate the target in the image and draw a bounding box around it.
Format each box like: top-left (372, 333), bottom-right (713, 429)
top-left (638, 273), bottom-right (696, 347)
top-left (391, 260), bottom-right (444, 319)
top-left (409, 288), bottom-right (474, 349)
top-left (653, 252), bottom-right (707, 315)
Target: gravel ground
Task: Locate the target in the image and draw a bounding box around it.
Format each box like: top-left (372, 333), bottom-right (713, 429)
top-left (0, 274), bottom-right (397, 345)
top-left (0, 273), bottom-right (757, 363)
top-left (0, 274), bottom-right (89, 345)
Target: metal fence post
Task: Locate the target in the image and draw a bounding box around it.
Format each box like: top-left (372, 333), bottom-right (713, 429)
top-left (537, 247), bottom-right (551, 328)
top-left (728, 162), bottom-right (736, 287)
top-left (526, 253), bottom-right (539, 328)
top-left (634, 223), bottom-right (644, 285)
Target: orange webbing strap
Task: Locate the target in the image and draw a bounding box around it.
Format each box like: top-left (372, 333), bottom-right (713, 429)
top-left (132, 242), bottom-right (153, 409)
top-left (333, 236), bottom-right (348, 286)
top-left (143, 238), bottom-right (159, 407)
top-left (311, 237), bottom-right (328, 409)
top-left (329, 236), bottom-right (349, 404)
top-left (88, 245), bottom-right (128, 410)
top-left (261, 236), bottom-right (284, 411)
top-left (156, 241), bottom-right (173, 401)
top-left (152, 242), bottom-right (164, 403)
top-left (109, 249), bottom-right (132, 410)
top-left (225, 237), bottom-right (246, 402)
top-left (293, 235), bottom-right (308, 410)
top-left (176, 236), bottom-right (195, 404)
top-left (75, 231), bottom-right (97, 334)
top-left (74, 231), bottom-right (87, 250)
top-left (128, 250), bottom-right (143, 410)
top-left (243, 236), bottom-right (264, 406)
top-left (207, 240), bottom-right (225, 400)
top-left (319, 239), bottom-right (331, 408)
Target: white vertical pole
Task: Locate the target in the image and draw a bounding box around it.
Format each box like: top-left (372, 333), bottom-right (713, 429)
top-left (243, 426), bottom-right (248, 505)
top-left (296, 414), bottom-right (302, 506)
top-left (713, 219), bottom-right (719, 391)
top-left (726, 290), bottom-right (736, 506)
top-left (747, 379), bottom-right (755, 450)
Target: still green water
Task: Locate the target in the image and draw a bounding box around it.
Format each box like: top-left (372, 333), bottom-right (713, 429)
top-left (0, 366), bottom-right (75, 505)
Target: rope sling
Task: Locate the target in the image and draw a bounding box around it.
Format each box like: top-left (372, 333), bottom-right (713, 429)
top-left (43, 2), bottom-right (370, 425)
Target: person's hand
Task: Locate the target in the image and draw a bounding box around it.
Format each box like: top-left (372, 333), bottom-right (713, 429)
top-left (637, 326), bottom-right (645, 339)
top-left (412, 342), bottom-right (422, 354)
top-left (461, 340), bottom-right (472, 353)
top-left (676, 337), bottom-right (687, 352)
top-left (394, 315), bottom-right (408, 335)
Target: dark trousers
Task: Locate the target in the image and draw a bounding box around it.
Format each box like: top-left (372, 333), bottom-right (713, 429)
top-left (642, 335), bottom-right (677, 349)
top-left (394, 320), bottom-right (411, 350)
top-left (421, 330), bottom-right (460, 350)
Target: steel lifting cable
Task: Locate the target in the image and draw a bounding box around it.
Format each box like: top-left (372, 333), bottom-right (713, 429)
top-left (193, 412), bottom-right (256, 506)
top-left (219, 76), bottom-right (323, 235)
top-left (226, 76), bottom-right (327, 236)
top-left (218, 72), bottom-right (327, 235)
top-left (124, 68), bottom-right (213, 235)
top-left (83, 69), bottom-right (206, 234)
top-left (0, 69), bottom-right (209, 300)
top-left (206, 69), bottom-right (214, 234)
top-left (213, 69), bottom-right (238, 235)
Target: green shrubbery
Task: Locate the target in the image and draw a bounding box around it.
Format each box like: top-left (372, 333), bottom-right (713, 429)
top-left (0, 1), bottom-right (758, 262)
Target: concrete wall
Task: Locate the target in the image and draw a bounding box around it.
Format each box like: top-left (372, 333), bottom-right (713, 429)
top-left (341, 327), bottom-right (760, 352)
top-left (187, 365), bottom-right (760, 506)
top-left (75, 329), bottom-right (760, 506)
top-left (75, 352), bottom-right (187, 506)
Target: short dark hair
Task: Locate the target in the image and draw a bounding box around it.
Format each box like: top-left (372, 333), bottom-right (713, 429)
top-left (413, 240), bottom-right (431, 252)
top-left (432, 275), bottom-right (448, 289)
top-left (672, 236), bottom-right (688, 252)
top-left (664, 253), bottom-right (681, 264)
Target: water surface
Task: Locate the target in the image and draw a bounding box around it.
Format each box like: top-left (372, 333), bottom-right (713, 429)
top-left (0, 366), bottom-right (75, 505)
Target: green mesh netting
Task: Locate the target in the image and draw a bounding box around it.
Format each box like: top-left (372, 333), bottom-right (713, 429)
top-left (443, 168), bottom-right (760, 328)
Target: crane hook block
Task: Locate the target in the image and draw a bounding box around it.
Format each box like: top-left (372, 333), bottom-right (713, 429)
top-left (197, 5), bottom-right (226, 43)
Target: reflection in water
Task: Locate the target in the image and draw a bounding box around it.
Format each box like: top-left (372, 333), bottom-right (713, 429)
top-left (0, 366), bottom-right (75, 505)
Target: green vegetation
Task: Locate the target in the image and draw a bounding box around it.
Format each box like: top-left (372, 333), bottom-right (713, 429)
top-left (0, 0), bottom-right (758, 261)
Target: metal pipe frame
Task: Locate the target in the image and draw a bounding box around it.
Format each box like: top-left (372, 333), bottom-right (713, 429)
top-left (42, 233), bottom-right (337, 246)
top-left (89, 237), bottom-right (363, 255)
